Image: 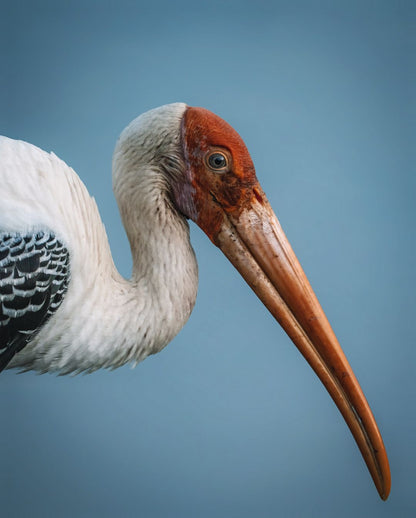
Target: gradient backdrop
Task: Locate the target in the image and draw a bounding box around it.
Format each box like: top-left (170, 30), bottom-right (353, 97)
top-left (1, 1), bottom-right (415, 517)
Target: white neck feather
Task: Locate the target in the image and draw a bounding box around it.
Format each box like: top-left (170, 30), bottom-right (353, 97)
top-left (4, 103), bottom-right (198, 374)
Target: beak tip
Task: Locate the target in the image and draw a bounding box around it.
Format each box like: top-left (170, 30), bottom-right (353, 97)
top-left (380, 490), bottom-right (390, 501)
top-left (376, 471), bottom-right (391, 500)
top-left (381, 482), bottom-right (391, 501)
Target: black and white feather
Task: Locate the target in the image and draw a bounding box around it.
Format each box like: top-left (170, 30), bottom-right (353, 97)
top-left (0, 231), bottom-right (69, 371)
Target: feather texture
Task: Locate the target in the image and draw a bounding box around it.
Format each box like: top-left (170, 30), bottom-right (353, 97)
top-left (0, 231), bottom-right (69, 370)
top-left (0, 103), bottom-right (198, 374)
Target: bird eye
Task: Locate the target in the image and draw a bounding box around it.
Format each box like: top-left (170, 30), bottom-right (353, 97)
top-left (207, 152), bottom-right (228, 171)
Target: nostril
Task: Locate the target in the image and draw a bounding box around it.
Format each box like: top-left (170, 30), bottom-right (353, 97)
top-left (210, 191), bottom-right (220, 204)
top-left (253, 186), bottom-right (263, 204)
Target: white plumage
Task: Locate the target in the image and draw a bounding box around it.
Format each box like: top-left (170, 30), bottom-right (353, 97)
top-left (1, 103), bottom-right (197, 373)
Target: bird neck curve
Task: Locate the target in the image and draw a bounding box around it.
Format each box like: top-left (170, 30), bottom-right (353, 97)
top-left (112, 160), bottom-right (199, 363)
top-left (107, 102), bottom-right (198, 363)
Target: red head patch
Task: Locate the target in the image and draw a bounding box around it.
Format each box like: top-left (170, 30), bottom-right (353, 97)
top-left (180, 107), bottom-right (263, 244)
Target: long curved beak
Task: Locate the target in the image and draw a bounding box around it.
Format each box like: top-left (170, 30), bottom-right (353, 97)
top-left (217, 190), bottom-right (391, 500)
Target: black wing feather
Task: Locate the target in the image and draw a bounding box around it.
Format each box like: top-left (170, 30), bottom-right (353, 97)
top-left (0, 231), bottom-right (70, 371)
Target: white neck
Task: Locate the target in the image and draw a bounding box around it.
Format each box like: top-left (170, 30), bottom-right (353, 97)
top-left (117, 166), bottom-right (199, 364)
top-left (107, 101), bottom-right (198, 365)
top-left (5, 103), bottom-right (199, 374)
top-left (18, 168), bottom-right (198, 374)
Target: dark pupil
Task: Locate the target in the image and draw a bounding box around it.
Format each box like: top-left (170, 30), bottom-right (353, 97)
top-left (209, 153), bottom-right (226, 169)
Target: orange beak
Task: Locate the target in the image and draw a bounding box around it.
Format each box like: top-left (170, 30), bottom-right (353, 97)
top-left (216, 188), bottom-right (391, 500)
top-left (181, 105), bottom-right (390, 499)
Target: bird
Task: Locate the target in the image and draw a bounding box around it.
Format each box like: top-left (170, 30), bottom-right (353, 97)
top-left (0, 102), bottom-right (390, 499)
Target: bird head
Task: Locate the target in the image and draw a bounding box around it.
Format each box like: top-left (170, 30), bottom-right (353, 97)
top-left (114, 103), bottom-right (390, 500)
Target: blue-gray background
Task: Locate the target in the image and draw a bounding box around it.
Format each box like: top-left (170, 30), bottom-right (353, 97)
top-left (1, 1), bottom-right (414, 517)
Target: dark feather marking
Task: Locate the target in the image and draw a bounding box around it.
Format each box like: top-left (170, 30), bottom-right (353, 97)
top-left (0, 231), bottom-right (70, 372)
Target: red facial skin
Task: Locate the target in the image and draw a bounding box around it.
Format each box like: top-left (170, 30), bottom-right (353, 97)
top-left (181, 106), bottom-right (264, 245)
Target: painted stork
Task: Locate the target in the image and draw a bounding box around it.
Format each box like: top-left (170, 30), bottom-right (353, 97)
top-left (0, 103), bottom-right (390, 499)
